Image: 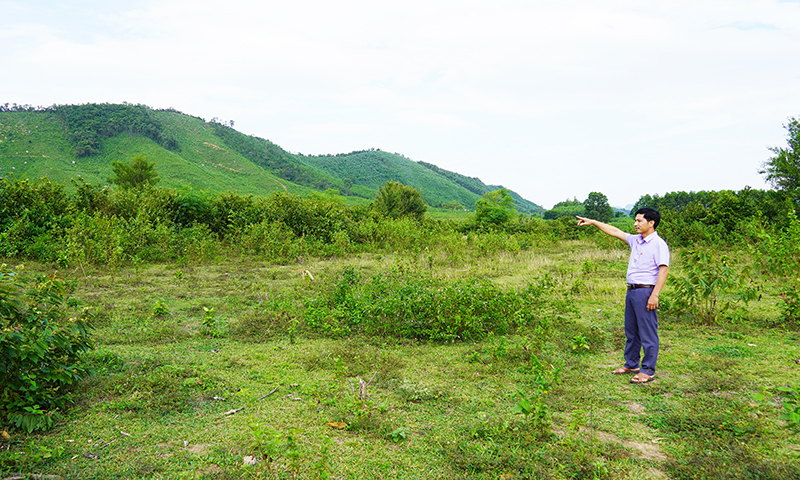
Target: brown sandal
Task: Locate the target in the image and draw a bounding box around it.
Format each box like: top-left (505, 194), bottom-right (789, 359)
top-left (630, 372), bottom-right (654, 384)
top-left (612, 366), bottom-right (640, 375)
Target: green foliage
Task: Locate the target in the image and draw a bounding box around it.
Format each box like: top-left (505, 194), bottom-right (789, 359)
top-left (750, 209), bottom-right (800, 327)
top-left (665, 249), bottom-right (759, 324)
top-left (511, 390), bottom-right (548, 430)
top-left (776, 385), bottom-right (800, 433)
top-left (0, 265), bottom-right (94, 432)
top-left (543, 198), bottom-right (584, 220)
top-left (151, 300), bottom-right (169, 316)
top-left (583, 191), bottom-right (613, 223)
top-left (209, 121), bottom-right (338, 191)
top-left (416, 160), bottom-right (544, 215)
top-left (760, 116), bottom-right (800, 199)
top-left (110, 154), bottom-right (160, 189)
top-left (2, 105), bottom-right (542, 212)
top-left (439, 200), bottom-right (465, 210)
top-left (475, 189), bottom-right (516, 227)
top-left (633, 187), bottom-right (792, 248)
top-left (778, 285), bottom-right (800, 329)
top-left (0, 176), bottom-right (72, 261)
top-left (570, 334), bottom-right (590, 352)
top-left (200, 306), bottom-right (225, 338)
top-left (52, 103), bottom-right (178, 157)
top-left (372, 181), bottom-right (427, 220)
top-left (388, 426), bottom-right (407, 442)
top-left (304, 266), bottom-right (557, 341)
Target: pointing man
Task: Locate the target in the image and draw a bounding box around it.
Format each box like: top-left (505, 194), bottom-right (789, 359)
top-left (577, 208), bottom-right (669, 384)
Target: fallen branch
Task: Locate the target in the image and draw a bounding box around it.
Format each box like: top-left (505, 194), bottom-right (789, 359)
top-left (223, 387), bottom-right (280, 415)
top-left (3, 475), bottom-right (62, 480)
top-left (258, 386), bottom-right (279, 400)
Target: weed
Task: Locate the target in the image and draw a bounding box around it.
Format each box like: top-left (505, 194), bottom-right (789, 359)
top-left (152, 300), bottom-right (169, 316)
top-left (570, 334), bottom-right (591, 352)
top-left (776, 384), bottom-right (800, 433)
top-left (388, 427), bottom-right (407, 442)
top-left (396, 380), bottom-right (440, 403)
top-left (200, 306), bottom-right (225, 338)
top-left (511, 390), bottom-right (549, 433)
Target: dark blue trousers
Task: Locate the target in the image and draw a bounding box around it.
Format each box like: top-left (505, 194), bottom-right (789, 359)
top-left (623, 287), bottom-right (659, 376)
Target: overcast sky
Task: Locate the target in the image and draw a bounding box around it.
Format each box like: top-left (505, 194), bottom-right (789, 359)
top-left (3, 0), bottom-right (800, 208)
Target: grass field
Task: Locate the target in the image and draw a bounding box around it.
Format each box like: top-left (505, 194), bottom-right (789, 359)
top-left (1, 240), bottom-right (799, 479)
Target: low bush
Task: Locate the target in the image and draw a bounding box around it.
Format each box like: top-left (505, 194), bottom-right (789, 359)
top-left (304, 266), bottom-right (557, 342)
top-left (0, 265), bottom-right (94, 432)
top-left (664, 248), bottom-right (759, 324)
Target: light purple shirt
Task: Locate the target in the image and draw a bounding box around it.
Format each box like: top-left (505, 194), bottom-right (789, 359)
top-left (625, 231), bottom-right (670, 285)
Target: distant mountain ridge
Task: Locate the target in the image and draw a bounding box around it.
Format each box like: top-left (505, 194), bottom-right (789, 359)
top-left (0, 103), bottom-right (543, 214)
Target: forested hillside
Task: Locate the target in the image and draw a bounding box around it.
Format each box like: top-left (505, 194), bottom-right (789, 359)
top-left (0, 103), bottom-right (542, 213)
top-left (299, 150), bottom-right (543, 214)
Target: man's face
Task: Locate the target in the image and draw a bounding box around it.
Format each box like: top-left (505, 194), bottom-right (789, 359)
top-left (634, 214), bottom-right (655, 236)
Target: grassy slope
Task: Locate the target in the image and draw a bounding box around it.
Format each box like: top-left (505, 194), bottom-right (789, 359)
top-left (0, 111), bottom-right (313, 196)
top-left (3, 242), bottom-right (798, 479)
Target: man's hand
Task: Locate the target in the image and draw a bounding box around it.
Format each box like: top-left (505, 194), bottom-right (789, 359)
top-left (647, 294), bottom-right (659, 311)
top-left (575, 216), bottom-right (627, 241)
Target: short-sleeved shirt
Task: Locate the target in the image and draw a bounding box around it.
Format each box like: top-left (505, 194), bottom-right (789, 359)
top-left (625, 231), bottom-right (670, 285)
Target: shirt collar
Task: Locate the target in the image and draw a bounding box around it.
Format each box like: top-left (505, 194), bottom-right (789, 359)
top-left (638, 231), bottom-right (660, 243)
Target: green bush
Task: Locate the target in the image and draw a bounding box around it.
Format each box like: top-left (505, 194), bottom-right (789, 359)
top-left (0, 265), bottom-right (94, 432)
top-left (665, 249), bottom-right (759, 324)
top-left (304, 267), bottom-right (556, 342)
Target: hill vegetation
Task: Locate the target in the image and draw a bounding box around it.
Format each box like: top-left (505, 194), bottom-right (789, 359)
top-left (0, 103), bottom-right (542, 213)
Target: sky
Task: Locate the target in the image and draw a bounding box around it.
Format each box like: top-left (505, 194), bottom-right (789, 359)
top-left (2, 0), bottom-right (800, 209)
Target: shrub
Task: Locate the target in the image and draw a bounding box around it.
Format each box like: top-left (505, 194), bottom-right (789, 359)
top-left (304, 267), bottom-right (556, 342)
top-left (237, 220), bottom-right (300, 263)
top-left (0, 265), bottom-right (94, 432)
top-left (665, 249), bottom-right (759, 324)
top-left (373, 181), bottom-right (427, 220)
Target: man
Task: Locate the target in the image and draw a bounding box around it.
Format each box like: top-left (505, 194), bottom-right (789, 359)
top-left (576, 208), bottom-right (669, 384)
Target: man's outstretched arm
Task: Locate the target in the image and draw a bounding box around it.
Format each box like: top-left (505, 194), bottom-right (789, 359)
top-left (576, 216), bottom-right (627, 242)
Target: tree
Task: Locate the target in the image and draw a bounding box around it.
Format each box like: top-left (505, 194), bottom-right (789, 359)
top-left (110, 154), bottom-right (160, 189)
top-left (583, 192), bottom-right (613, 223)
top-left (475, 189), bottom-right (516, 226)
top-left (373, 181), bottom-right (427, 220)
top-left (761, 117), bottom-right (800, 199)
top-left (544, 198), bottom-right (584, 220)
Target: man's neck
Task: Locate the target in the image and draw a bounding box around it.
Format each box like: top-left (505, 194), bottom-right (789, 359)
top-left (641, 229), bottom-right (656, 239)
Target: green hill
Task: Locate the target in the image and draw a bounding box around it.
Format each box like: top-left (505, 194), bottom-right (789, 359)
top-left (0, 103), bottom-right (542, 213)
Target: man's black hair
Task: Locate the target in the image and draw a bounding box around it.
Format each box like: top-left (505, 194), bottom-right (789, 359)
top-left (635, 207), bottom-right (661, 229)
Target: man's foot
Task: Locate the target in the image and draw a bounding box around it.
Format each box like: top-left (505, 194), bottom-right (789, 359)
top-left (612, 366), bottom-right (639, 375)
top-left (630, 372), bottom-right (654, 384)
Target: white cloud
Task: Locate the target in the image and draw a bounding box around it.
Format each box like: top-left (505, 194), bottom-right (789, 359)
top-left (2, 0), bottom-right (799, 207)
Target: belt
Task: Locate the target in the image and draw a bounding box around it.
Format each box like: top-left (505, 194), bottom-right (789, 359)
top-left (627, 284), bottom-right (655, 290)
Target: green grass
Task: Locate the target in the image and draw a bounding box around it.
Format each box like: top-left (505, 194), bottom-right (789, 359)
top-left (1, 241), bottom-right (799, 479)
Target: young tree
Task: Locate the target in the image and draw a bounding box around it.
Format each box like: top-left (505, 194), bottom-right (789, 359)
top-left (760, 117), bottom-right (800, 199)
top-left (110, 154), bottom-right (160, 189)
top-left (373, 181), bottom-right (427, 220)
top-left (583, 191), bottom-right (613, 223)
top-left (475, 189), bottom-right (516, 226)
top-left (544, 198), bottom-right (585, 220)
